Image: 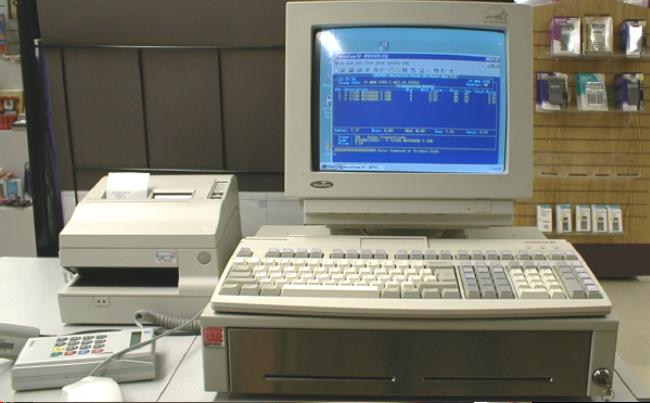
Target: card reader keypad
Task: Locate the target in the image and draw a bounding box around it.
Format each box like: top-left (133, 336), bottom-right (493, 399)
top-left (50, 334), bottom-right (108, 358)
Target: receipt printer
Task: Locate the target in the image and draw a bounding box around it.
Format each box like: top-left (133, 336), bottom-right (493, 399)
top-left (58, 175), bottom-right (242, 324)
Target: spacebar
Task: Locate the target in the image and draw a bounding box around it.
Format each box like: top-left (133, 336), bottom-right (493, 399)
top-left (280, 285), bottom-right (380, 298)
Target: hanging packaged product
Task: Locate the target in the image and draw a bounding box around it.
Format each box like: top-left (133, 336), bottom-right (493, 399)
top-left (576, 73), bottom-right (608, 111)
top-left (536, 72), bottom-right (569, 110)
top-left (583, 16), bottom-right (614, 54)
top-left (5, 178), bottom-right (22, 199)
top-left (591, 205), bottom-right (609, 233)
top-left (536, 204), bottom-right (553, 233)
top-left (555, 204), bottom-right (572, 234)
top-left (607, 205), bottom-right (623, 234)
top-left (620, 20), bottom-right (647, 56)
top-left (550, 17), bottom-right (581, 55)
top-left (575, 205), bottom-right (592, 232)
top-left (615, 73), bottom-right (644, 111)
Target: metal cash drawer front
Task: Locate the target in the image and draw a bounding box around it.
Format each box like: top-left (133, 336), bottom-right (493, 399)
top-left (228, 329), bottom-right (591, 397)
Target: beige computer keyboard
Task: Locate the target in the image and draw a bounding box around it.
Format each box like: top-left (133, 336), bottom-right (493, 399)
top-left (209, 236), bottom-right (611, 319)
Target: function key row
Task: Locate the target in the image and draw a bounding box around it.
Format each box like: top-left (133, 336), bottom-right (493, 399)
top-left (238, 247), bottom-right (579, 261)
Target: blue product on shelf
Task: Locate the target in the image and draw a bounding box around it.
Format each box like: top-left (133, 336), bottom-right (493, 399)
top-left (615, 73), bottom-right (644, 111)
top-left (620, 20), bottom-right (646, 56)
top-left (536, 72), bottom-right (569, 110)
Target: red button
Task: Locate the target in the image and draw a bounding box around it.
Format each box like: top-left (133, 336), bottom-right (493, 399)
top-left (92, 349), bottom-right (105, 354)
top-left (203, 327), bottom-right (225, 346)
top-left (65, 351), bottom-right (76, 356)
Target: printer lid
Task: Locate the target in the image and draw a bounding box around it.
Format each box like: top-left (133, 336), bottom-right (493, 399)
top-left (60, 175), bottom-right (234, 249)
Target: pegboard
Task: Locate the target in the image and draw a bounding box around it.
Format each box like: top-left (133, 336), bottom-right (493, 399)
top-left (513, 0), bottom-right (650, 247)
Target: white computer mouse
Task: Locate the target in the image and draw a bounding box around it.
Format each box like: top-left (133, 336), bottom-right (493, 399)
top-left (62, 376), bottom-right (123, 402)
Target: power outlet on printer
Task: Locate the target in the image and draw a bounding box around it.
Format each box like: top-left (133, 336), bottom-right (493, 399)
top-left (93, 297), bottom-right (110, 307)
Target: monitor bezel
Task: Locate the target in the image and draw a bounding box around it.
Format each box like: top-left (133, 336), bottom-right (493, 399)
top-left (285, 1), bottom-right (532, 201)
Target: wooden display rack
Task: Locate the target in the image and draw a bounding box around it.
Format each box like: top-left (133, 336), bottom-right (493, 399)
top-left (513, 0), bottom-right (650, 276)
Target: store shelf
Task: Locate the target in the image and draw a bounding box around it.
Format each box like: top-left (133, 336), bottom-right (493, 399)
top-left (535, 107), bottom-right (647, 114)
top-left (537, 52), bottom-right (650, 61)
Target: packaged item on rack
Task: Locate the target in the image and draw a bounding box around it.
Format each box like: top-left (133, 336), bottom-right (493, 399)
top-left (0, 95), bottom-right (20, 129)
top-left (575, 205), bottom-right (592, 232)
top-left (536, 72), bottom-right (569, 110)
top-left (536, 204), bottom-right (553, 233)
top-left (620, 20), bottom-right (647, 56)
top-left (5, 178), bottom-right (22, 199)
top-left (550, 17), bottom-right (581, 55)
top-left (607, 205), bottom-right (623, 233)
top-left (0, 90), bottom-right (24, 114)
top-left (555, 204), bottom-right (572, 233)
top-left (576, 73), bottom-right (608, 111)
top-left (615, 73), bottom-right (644, 111)
top-left (591, 204), bottom-right (609, 233)
top-left (583, 16), bottom-right (614, 54)
top-left (623, 0), bottom-right (650, 6)
top-left (0, 14), bottom-right (7, 56)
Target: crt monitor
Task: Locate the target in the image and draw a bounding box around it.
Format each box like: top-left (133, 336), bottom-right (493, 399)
top-left (285, 1), bottom-right (533, 228)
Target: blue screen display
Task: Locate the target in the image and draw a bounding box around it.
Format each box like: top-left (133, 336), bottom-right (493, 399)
top-left (315, 27), bottom-right (508, 174)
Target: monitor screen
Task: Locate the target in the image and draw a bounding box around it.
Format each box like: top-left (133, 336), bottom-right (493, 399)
top-left (314, 27), bottom-right (508, 174)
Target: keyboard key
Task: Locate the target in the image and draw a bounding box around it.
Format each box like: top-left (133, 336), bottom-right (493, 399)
top-left (424, 249), bottom-right (437, 260)
top-left (281, 248), bottom-right (294, 258)
top-left (266, 248), bottom-right (281, 258)
top-left (442, 288), bottom-right (461, 299)
top-left (360, 249), bottom-right (373, 259)
top-left (345, 249), bottom-right (359, 259)
top-left (240, 284), bottom-right (260, 296)
top-left (456, 250), bottom-right (470, 260)
top-left (517, 288), bottom-right (549, 299)
top-left (281, 285), bottom-right (380, 298)
top-left (395, 250), bottom-right (409, 260)
top-left (471, 250), bottom-right (484, 260)
top-left (309, 248), bottom-right (324, 258)
top-left (295, 248), bottom-right (309, 258)
top-left (402, 288), bottom-right (420, 299)
top-left (374, 249), bottom-right (388, 259)
top-left (497, 288), bottom-right (514, 299)
top-left (331, 249), bottom-right (345, 259)
top-left (438, 250), bottom-right (453, 260)
top-left (422, 289), bottom-right (440, 299)
top-left (237, 247), bottom-right (253, 257)
top-left (220, 283), bottom-right (241, 295)
top-left (585, 285), bottom-right (603, 299)
top-left (382, 287), bottom-right (400, 298)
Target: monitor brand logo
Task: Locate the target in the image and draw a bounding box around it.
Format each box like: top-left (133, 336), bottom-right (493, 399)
top-left (310, 180), bottom-right (334, 189)
top-left (484, 7), bottom-right (508, 24)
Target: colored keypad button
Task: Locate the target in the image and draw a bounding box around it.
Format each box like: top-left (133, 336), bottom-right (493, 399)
top-left (70, 337), bottom-right (81, 341)
top-left (55, 342), bottom-right (66, 347)
top-left (92, 349), bottom-right (104, 354)
top-left (50, 352), bottom-right (62, 357)
top-left (82, 336), bottom-right (94, 340)
top-left (96, 335), bottom-right (107, 339)
top-left (65, 351), bottom-right (76, 356)
top-left (79, 350), bottom-right (90, 355)
top-left (66, 346), bottom-right (77, 351)
top-left (94, 343), bottom-right (105, 348)
top-left (56, 337), bottom-right (68, 342)
top-left (52, 347), bottom-right (65, 352)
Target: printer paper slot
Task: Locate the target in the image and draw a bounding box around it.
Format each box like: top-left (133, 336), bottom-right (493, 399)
top-left (70, 267), bottom-right (179, 288)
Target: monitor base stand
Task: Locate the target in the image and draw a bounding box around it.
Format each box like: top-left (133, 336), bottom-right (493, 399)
top-left (254, 225), bottom-right (546, 240)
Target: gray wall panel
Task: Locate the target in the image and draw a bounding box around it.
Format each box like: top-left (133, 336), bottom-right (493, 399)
top-left (142, 49), bottom-right (224, 170)
top-left (221, 49), bottom-right (285, 173)
top-left (37, 0), bottom-right (286, 47)
top-left (63, 48), bottom-right (147, 168)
